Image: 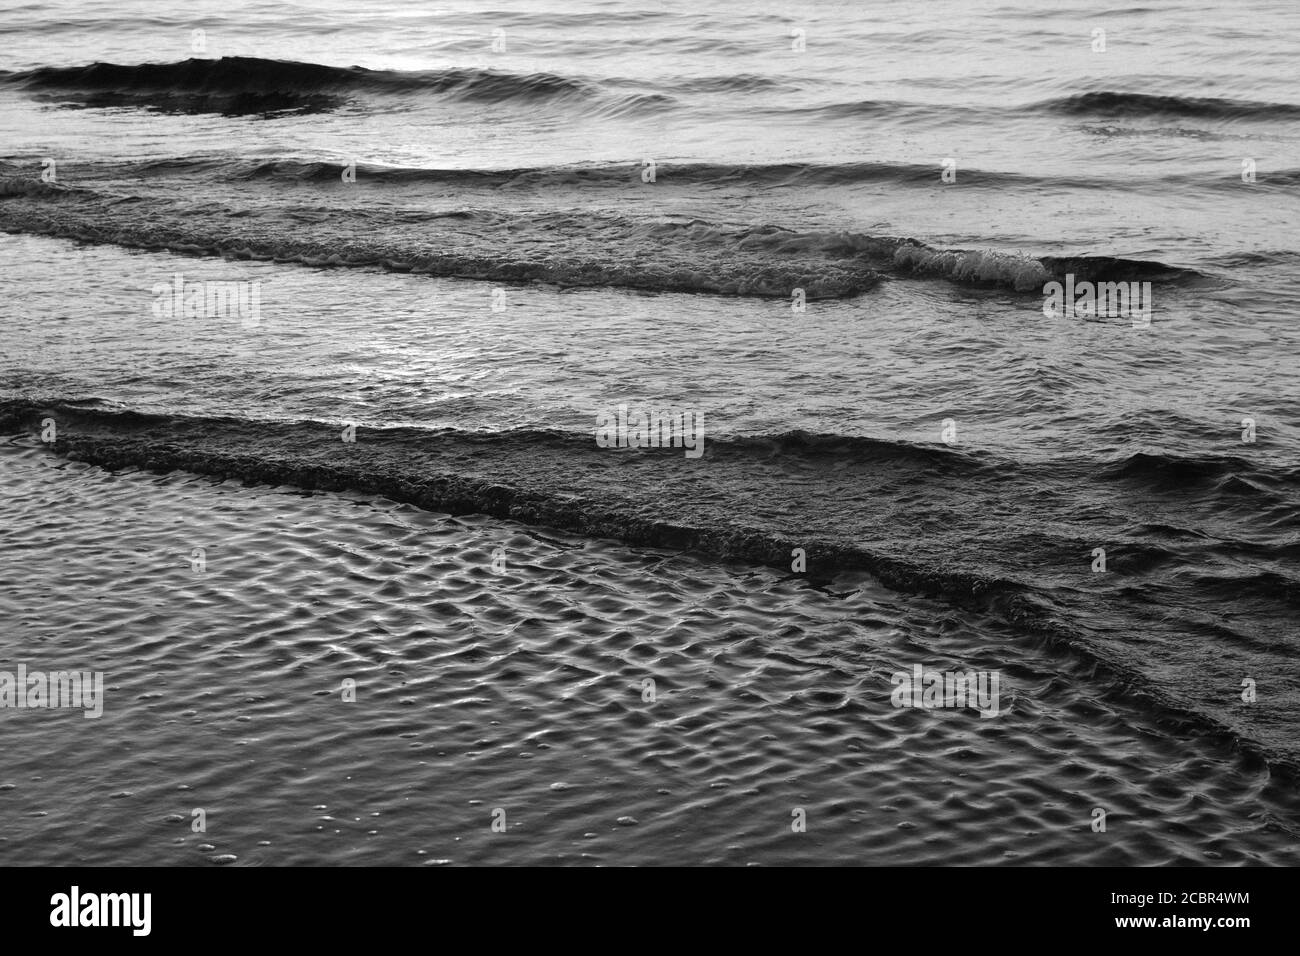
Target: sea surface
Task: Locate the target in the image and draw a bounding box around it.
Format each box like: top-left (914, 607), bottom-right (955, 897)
top-left (1, 0), bottom-right (1298, 865)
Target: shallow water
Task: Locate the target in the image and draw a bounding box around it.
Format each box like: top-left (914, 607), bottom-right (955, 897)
top-left (2, 441), bottom-right (1298, 866)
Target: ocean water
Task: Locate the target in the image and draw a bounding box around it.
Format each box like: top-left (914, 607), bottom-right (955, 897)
top-left (1, 0), bottom-right (1299, 865)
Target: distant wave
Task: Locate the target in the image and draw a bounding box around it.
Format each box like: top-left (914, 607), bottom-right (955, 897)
top-left (0, 56), bottom-right (591, 98)
top-left (0, 56), bottom-right (787, 102)
top-left (1036, 90), bottom-right (1300, 120)
top-left (771, 90), bottom-right (1300, 123)
top-left (0, 56), bottom-right (648, 116)
top-left (6, 58), bottom-right (1299, 127)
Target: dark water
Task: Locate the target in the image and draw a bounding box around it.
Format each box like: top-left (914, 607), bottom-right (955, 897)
top-left (1, 0), bottom-right (1298, 864)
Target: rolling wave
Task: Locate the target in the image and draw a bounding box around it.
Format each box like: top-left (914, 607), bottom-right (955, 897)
top-left (1, 56), bottom-right (593, 98)
top-left (1105, 449), bottom-right (1295, 485)
top-left (0, 56), bottom-right (639, 116)
top-left (0, 398), bottom-right (1028, 605)
top-left (98, 156), bottom-right (1134, 191)
top-left (33, 154), bottom-right (1297, 195)
top-left (7, 154), bottom-right (1292, 200)
top-left (0, 172), bottom-right (1211, 295)
top-left (4, 397), bottom-right (1298, 778)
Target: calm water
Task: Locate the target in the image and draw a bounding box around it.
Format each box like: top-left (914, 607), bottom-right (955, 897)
top-left (1, 0), bottom-right (1298, 864)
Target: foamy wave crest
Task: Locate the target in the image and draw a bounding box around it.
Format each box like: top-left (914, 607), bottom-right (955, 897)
top-left (891, 246), bottom-right (1051, 291)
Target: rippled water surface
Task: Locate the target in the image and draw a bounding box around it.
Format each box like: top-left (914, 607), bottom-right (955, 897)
top-left (3, 442), bottom-right (1299, 866)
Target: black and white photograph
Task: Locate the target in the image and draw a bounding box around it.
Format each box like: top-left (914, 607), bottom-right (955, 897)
top-left (0, 0), bottom-right (1293, 926)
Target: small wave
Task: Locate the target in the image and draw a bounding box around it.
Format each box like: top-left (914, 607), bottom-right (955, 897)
top-left (680, 74), bottom-right (788, 93)
top-left (8, 155), bottom-right (1272, 200)
top-left (0, 56), bottom-right (610, 116)
top-left (1038, 90), bottom-right (1300, 120)
top-left (1204, 248), bottom-right (1300, 268)
top-left (1189, 569), bottom-right (1300, 612)
top-left (63, 156), bottom-right (1104, 190)
top-left (715, 430), bottom-right (989, 473)
top-left (1103, 450), bottom-right (1300, 492)
top-left (1, 57), bottom-right (592, 98)
top-left (767, 88), bottom-right (1300, 124)
top-left (779, 98), bottom-right (936, 119)
top-left (0, 178), bottom-right (71, 198)
top-left (1038, 254), bottom-right (1207, 284)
